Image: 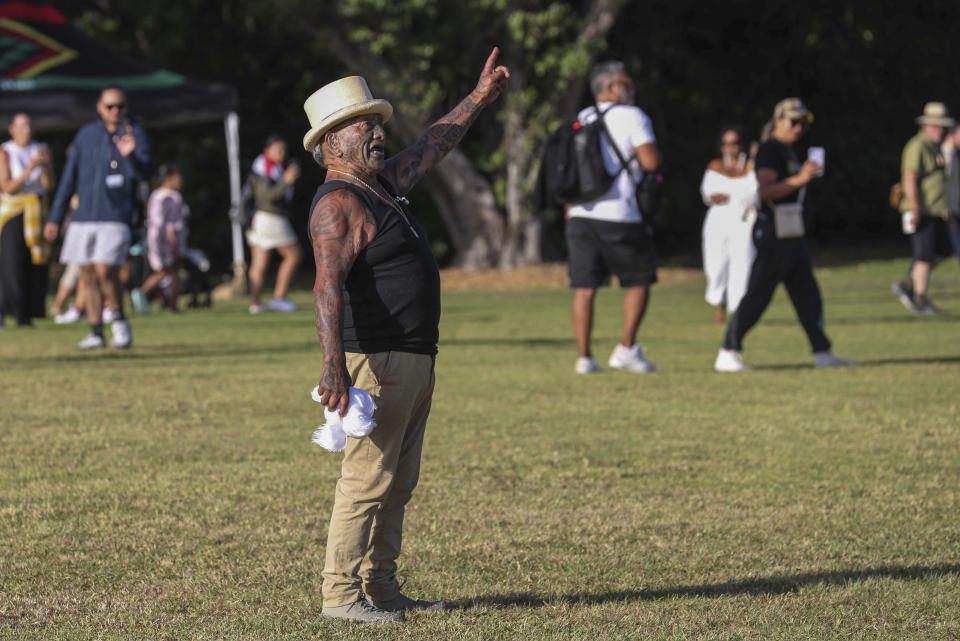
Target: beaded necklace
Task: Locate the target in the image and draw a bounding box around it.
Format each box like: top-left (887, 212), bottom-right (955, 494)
top-left (326, 168), bottom-right (419, 238)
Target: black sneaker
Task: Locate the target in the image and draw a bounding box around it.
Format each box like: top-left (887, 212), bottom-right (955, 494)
top-left (892, 281), bottom-right (918, 313)
top-left (372, 592), bottom-right (449, 613)
top-left (914, 295), bottom-right (939, 316)
top-left (321, 595), bottom-right (404, 623)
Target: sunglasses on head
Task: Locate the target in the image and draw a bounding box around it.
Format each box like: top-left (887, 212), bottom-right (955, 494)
top-left (104, 103), bottom-right (126, 111)
top-left (789, 118), bottom-right (807, 127)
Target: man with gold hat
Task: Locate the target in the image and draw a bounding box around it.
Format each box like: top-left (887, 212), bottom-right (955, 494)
top-left (304, 48), bottom-right (509, 623)
top-left (714, 97), bottom-right (856, 372)
top-left (892, 102), bottom-right (956, 315)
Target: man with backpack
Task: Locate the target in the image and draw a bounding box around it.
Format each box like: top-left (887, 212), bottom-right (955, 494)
top-left (565, 61), bottom-right (661, 374)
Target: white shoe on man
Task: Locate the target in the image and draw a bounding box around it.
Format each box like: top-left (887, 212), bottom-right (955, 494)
top-left (714, 348), bottom-right (751, 372)
top-left (813, 351), bottom-right (857, 368)
top-left (102, 306), bottom-right (118, 323)
top-left (111, 319), bottom-right (132, 349)
top-left (575, 356), bottom-right (603, 374)
top-left (77, 333), bottom-right (106, 350)
top-left (608, 344), bottom-right (655, 373)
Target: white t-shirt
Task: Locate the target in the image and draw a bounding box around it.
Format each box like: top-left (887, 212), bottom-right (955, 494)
top-left (1, 140), bottom-right (45, 195)
top-left (567, 102), bottom-right (656, 223)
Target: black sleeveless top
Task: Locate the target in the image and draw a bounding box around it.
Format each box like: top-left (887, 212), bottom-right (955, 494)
top-left (310, 177), bottom-right (440, 355)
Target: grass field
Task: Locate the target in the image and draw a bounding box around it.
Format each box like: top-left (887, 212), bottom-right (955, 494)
top-left (2, 257), bottom-right (959, 640)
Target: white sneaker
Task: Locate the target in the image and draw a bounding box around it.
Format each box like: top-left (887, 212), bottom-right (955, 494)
top-left (608, 344), bottom-right (655, 373)
top-left (575, 356), bottom-right (603, 374)
top-left (714, 348), bottom-right (751, 372)
top-left (77, 333), bottom-right (106, 350)
top-left (102, 306), bottom-right (118, 323)
top-left (54, 307), bottom-right (83, 324)
top-left (111, 319), bottom-right (132, 349)
top-left (813, 351), bottom-right (857, 368)
top-left (249, 304), bottom-right (267, 315)
top-left (268, 298), bottom-right (298, 312)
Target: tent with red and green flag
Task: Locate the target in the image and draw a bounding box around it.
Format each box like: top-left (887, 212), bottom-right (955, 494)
top-left (0, 1), bottom-right (247, 282)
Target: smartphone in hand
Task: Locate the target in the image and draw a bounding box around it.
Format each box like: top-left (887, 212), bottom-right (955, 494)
top-left (807, 146), bottom-right (825, 176)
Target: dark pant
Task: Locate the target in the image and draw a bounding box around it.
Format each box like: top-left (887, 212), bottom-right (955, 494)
top-left (723, 226), bottom-right (830, 353)
top-left (0, 213), bottom-right (48, 325)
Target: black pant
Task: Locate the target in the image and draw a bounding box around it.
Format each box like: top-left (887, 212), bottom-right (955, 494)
top-left (722, 223), bottom-right (830, 353)
top-left (0, 213), bottom-right (48, 325)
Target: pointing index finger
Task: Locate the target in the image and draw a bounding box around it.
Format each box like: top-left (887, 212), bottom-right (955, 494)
top-left (483, 46), bottom-right (500, 74)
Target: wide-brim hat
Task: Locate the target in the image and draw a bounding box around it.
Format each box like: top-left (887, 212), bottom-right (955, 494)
top-left (302, 76), bottom-right (393, 151)
top-left (773, 97), bottom-right (814, 123)
top-left (916, 101), bottom-right (955, 127)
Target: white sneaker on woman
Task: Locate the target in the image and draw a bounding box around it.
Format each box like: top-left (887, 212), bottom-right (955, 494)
top-left (714, 348), bottom-right (750, 372)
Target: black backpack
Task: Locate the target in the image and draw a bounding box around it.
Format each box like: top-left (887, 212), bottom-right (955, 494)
top-left (534, 105), bottom-right (617, 211)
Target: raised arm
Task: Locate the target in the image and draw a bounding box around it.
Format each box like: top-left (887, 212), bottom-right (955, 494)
top-left (381, 46), bottom-right (510, 195)
top-left (310, 190), bottom-right (377, 415)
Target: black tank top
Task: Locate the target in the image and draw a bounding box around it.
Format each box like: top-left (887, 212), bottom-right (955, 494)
top-left (310, 177), bottom-right (440, 355)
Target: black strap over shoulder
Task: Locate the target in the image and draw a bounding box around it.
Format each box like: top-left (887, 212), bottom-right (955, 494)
top-left (594, 104), bottom-right (638, 181)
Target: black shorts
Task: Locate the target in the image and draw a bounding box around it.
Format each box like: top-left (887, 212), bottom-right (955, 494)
top-left (565, 217), bottom-right (657, 288)
top-left (911, 215), bottom-right (953, 263)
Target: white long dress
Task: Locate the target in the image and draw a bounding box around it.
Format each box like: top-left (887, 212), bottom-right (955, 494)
top-left (700, 168), bottom-right (758, 313)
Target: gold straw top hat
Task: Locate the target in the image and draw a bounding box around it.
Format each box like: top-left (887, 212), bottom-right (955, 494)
top-left (302, 76), bottom-right (393, 152)
top-left (773, 97), bottom-right (814, 124)
top-left (916, 102), bottom-right (955, 127)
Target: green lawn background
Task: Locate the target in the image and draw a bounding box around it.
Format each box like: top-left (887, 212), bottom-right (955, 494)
top-left (1, 257), bottom-right (958, 640)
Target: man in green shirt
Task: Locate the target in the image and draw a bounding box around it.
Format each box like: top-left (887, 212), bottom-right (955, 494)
top-left (893, 102), bottom-right (955, 314)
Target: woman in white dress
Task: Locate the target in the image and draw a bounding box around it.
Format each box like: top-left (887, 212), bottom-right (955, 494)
top-left (700, 126), bottom-right (758, 323)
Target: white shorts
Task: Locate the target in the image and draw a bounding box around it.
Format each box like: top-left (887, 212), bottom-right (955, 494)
top-left (60, 221), bottom-right (131, 267)
top-left (246, 211), bottom-right (297, 249)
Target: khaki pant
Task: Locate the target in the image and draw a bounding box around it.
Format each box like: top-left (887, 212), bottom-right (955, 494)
top-left (321, 351), bottom-right (435, 607)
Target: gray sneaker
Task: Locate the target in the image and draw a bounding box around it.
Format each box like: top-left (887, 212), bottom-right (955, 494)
top-left (321, 595), bottom-right (404, 624)
top-left (914, 295), bottom-right (939, 316)
top-left (371, 592), bottom-right (449, 613)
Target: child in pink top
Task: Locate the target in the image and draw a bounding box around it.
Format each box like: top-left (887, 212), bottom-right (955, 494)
top-left (139, 164), bottom-right (186, 312)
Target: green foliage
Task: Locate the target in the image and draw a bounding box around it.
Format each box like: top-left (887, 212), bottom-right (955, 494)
top-left (48, 1), bottom-right (960, 270)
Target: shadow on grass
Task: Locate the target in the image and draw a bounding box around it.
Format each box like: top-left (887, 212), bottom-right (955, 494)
top-left (759, 313), bottom-right (953, 326)
top-left (750, 354), bottom-right (960, 371)
top-left (6, 341), bottom-right (319, 366)
top-left (452, 563), bottom-right (960, 609)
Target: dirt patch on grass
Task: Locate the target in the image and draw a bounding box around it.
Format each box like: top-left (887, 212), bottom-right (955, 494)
top-left (439, 262), bottom-right (702, 292)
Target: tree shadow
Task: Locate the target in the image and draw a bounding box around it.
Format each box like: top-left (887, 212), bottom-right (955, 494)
top-left (450, 563), bottom-right (960, 610)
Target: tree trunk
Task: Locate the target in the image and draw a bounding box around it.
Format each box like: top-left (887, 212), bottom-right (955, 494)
top-left (312, 28), bottom-right (506, 269)
top-left (497, 0), bottom-right (632, 268)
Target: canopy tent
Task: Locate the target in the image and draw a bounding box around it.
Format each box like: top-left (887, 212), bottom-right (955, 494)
top-left (0, 1), bottom-right (246, 287)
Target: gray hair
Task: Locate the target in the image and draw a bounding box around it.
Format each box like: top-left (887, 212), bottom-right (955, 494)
top-left (589, 61), bottom-right (626, 99)
top-left (312, 143), bottom-right (326, 168)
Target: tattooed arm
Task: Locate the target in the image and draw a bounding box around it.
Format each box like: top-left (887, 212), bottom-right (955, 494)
top-left (382, 46), bottom-right (510, 195)
top-left (310, 189), bottom-right (377, 415)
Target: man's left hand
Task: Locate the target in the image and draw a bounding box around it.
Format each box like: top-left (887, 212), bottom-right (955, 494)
top-left (472, 47), bottom-right (510, 106)
top-left (115, 125), bottom-right (137, 157)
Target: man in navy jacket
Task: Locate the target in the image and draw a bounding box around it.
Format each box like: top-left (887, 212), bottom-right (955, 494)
top-left (45, 87), bottom-right (151, 350)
